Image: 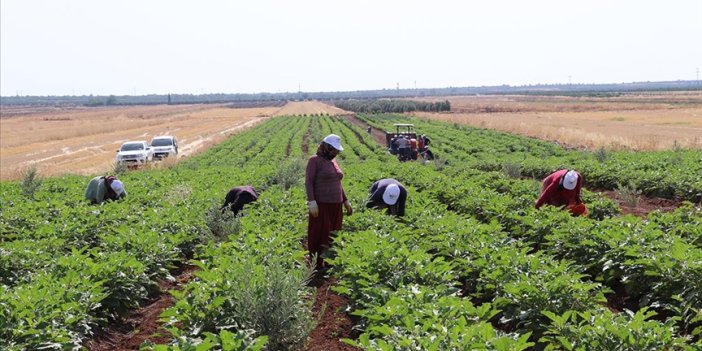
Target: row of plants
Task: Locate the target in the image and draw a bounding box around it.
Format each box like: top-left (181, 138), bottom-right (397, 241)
top-left (146, 116), bottom-right (318, 350)
top-left (321, 115), bottom-right (700, 349)
top-left (0, 116), bottom-right (310, 350)
top-left (2, 113), bottom-right (700, 350)
top-left (399, 163), bottom-right (702, 336)
top-left (356, 114), bottom-right (702, 202)
top-left (354, 114), bottom-right (702, 338)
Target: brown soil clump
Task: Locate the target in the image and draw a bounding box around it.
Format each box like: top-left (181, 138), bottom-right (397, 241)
top-left (598, 190), bottom-right (681, 217)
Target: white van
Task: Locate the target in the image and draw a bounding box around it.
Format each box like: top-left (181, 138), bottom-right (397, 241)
top-left (150, 135), bottom-right (178, 159)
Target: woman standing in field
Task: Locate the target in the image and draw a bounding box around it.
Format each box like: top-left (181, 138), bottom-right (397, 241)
top-left (305, 134), bottom-right (353, 270)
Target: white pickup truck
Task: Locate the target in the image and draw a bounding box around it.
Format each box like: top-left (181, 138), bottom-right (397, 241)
top-left (116, 141), bottom-right (154, 165)
top-left (150, 135), bottom-right (178, 159)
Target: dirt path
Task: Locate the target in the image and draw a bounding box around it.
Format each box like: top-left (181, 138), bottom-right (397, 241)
top-left (0, 104), bottom-right (277, 179)
top-left (339, 113), bottom-right (387, 146)
top-left (86, 264), bottom-right (199, 351)
top-left (306, 276), bottom-right (361, 351)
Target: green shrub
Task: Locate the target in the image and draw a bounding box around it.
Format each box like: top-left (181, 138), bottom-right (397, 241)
top-left (593, 146), bottom-right (608, 163)
top-left (20, 166), bottom-right (43, 199)
top-left (204, 203), bottom-right (241, 242)
top-left (162, 260), bottom-right (315, 351)
top-left (502, 162), bottom-right (522, 179)
top-left (616, 182), bottom-right (642, 208)
top-left (269, 157), bottom-right (305, 190)
top-left (112, 161), bottom-right (128, 176)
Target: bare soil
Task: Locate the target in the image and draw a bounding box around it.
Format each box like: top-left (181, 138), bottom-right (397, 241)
top-left (340, 113), bottom-right (387, 146)
top-left (597, 190), bottom-right (681, 217)
top-left (273, 101), bottom-right (349, 116)
top-left (306, 276), bottom-right (361, 351)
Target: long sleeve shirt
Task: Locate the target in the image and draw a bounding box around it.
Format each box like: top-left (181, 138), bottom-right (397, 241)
top-left (535, 169), bottom-right (582, 209)
top-left (305, 155), bottom-right (347, 203)
top-left (222, 186), bottom-right (258, 215)
top-left (365, 178), bottom-right (407, 216)
top-left (84, 176), bottom-right (126, 204)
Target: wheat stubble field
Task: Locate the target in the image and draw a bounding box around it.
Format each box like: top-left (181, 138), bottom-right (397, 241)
top-left (414, 92), bottom-right (702, 150)
top-left (0, 101), bottom-right (352, 180)
top-left (0, 104), bottom-right (255, 179)
top-left (3, 95), bottom-right (700, 180)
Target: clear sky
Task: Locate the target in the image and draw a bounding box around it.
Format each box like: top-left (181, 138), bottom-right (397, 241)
top-left (1, 0), bottom-right (701, 96)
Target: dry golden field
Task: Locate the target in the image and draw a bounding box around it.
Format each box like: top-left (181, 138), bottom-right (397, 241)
top-left (414, 92), bottom-right (702, 150)
top-left (273, 100), bottom-right (348, 116)
top-left (0, 104), bottom-right (281, 180)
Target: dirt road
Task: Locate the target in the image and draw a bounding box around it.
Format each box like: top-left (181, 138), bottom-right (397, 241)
top-left (0, 101), bottom-right (355, 180)
top-left (0, 104), bottom-right (277, 179)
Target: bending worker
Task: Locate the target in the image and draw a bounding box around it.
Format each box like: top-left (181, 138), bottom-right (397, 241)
top-left (85, 175), bottom-right (127, 204)
top-left (365, 178), bottom-right (407, 217)
top-left (535, 169), bottom-right (587, 216)
top-left (221, 185), bottom-right (258, 216)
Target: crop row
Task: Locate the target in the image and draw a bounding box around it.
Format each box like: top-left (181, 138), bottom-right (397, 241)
top-left (323, 115), bottom-right (700, 349)
top-left (357, 114), bottom-right (702, 202)
top-left (0, 116), bottom-right (310, 350)
top-left (2, 114), bottom-right (700, 350)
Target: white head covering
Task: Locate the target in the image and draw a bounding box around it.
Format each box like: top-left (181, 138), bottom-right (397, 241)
top-left (563, 171), bottom-right (578, 190)
top-left (322, 134), bottom-right (343, 151)
top-left (382, 184), bottom-right (400, 205)
top-left (110, 180), bottom-right (125, 195)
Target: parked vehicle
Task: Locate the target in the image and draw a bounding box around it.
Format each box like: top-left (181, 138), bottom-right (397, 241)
top-left (150, 135), bottom-right (178, 159)
top-left (116, 141), bottom-right (153, 165)
top-left (385, 124), bottom-right (434, 161)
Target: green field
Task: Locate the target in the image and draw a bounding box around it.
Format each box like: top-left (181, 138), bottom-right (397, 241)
top-left (1, 115), bottom-right (701, 350)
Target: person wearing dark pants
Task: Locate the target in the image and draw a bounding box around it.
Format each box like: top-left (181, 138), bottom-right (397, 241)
top-left (221, 186), bottom-right (258, 216)
top-left (365, 178), bottom-right (407, 217)
top-left (305, 134), bottom-right (353, 270)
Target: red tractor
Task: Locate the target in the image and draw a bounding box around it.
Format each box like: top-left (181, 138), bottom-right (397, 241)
top-left (385, 124), bottom-right (434, 161)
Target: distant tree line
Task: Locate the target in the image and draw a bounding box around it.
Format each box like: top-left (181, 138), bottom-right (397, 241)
top-left (334, 99), bottom-right (451, 113)
top-left (84, 95), bottom-right (118, 107)
top-left (2, 80), bottom-right (700, 107)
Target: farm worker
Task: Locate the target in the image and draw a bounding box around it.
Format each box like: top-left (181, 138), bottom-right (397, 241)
top-left (365, 178), bottom-right (407, 217)
top-left (396, 136), bottom-right (411, 160)
top-left (535, 169), bottom-right (587, 216)
top-left (221, 186), bottom-right (258, 216)
top-left (305, 134), bottom-right (353, 270)
top-left (366, 126), bottom-right (372, 134)
top-left (84, 175), bottom-right (127, 205)
top-left (409, 138), bottom-right (418, 160)
top-left (389, 136), bottom-right (399, 154)
top-left (421, 134), bottom-right (432, 147)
